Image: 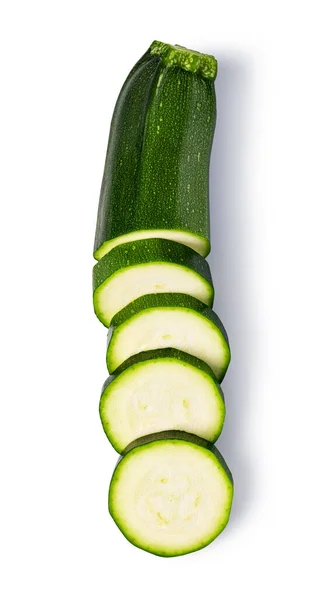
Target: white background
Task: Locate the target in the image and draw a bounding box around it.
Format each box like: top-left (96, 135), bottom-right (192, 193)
top-left (1, 1), bottom-right (328, 598)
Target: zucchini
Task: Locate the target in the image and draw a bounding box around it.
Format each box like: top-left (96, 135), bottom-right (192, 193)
top-left (93, 239), bottom-right (213, 327)
top-left (109, 431), bottom-right (233, 557)
top-left (94, 40), bottom-right (217, 260)
top-left (99, 349), bottom-right (225, 453)
top-left (106, 293), bottom-right (230, 380)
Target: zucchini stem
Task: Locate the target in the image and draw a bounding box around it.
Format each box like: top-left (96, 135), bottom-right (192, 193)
top-left (150, 40), bottom-right (217, 80)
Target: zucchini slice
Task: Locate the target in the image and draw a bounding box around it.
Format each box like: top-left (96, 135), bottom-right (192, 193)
top-left (94, 40), bottom-right (217, 260)
top-left (109, 431), bottom-right (233, 557)
top-left (93, 239), bottom-right (213, 327)
top-left (106, 293), bottom-right (230, 381)
top-left (99, 349), bottom-right (225, 453)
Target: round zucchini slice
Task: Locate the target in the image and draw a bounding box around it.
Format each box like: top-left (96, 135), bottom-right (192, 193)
top-left (93, 239), bottom-right (214, 327)
top-left (109, 431), bottom-right (234, 557)
top-left (100, 349), bottom-right (225, 453)
top-left (106, 293), bottom-right (230, 381)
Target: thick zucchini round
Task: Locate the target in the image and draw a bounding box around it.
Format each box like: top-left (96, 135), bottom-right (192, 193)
top-left (93, 239), bottom-right (213, 327)
top-left (94, 41), bottom-right (217, 260)
top-left (99, 349), bottom-right (225, 453)
top-left (106, 293), bottom-right (230, 381)
top-left (109, 431), bottom-right (233, 557)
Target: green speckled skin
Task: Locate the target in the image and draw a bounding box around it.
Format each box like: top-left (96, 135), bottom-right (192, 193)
top-left (107, 347), bottom-right (221, 381)
top-left (94, 41), bottom-right (217, 258)
top-left (94, 51), bottom-right (160, 257)
top-left (93, 238), bottom-right (213, 294)
top-left (137, 64), bottom-right (216, 237)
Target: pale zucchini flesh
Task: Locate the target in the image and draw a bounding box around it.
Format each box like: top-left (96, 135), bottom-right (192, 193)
top-left (109, 432), bottom-right (233, 557)
top-left (100, 351), bottom-right (225, 453)
top-left (95, 229), bottom-right (209, 261)
top-left (94, 263), bottom-right (213, 328)
top-left (107, 306), bottom-right (230, 380)
top-left (93, 239), bottom-right (213, 327)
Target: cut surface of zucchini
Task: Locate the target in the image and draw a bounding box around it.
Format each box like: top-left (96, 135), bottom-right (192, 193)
top-left (107, 293), bottom-right (230, 381)
top-left (95, 229), bottom-right (209, 261)
top-left (100, 349), bottom-right (225, 453)
top-left (93, 239), bottom-right (213, 327)
top-left (109, 431), bottom-right (233, 557)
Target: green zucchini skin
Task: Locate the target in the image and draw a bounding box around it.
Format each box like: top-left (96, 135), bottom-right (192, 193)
top-left (94, 51), bottom-right (161, 259)
top-left (93, 41), bottom-right (217, 260)
top-left (108, 347), bottom-right (221, 380)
